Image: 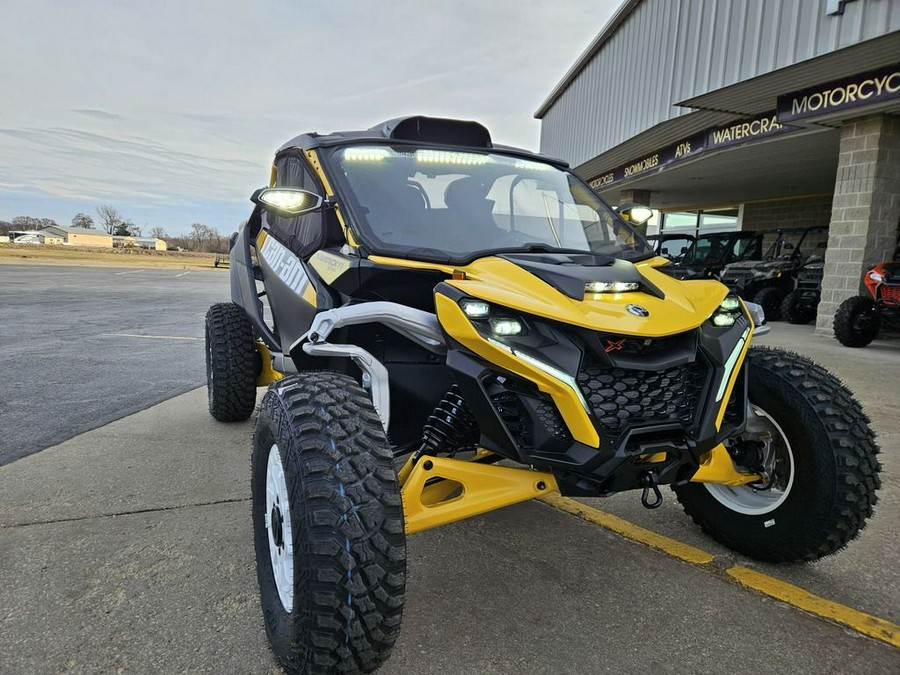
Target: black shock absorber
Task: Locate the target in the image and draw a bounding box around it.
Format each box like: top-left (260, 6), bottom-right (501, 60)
top-left (414, 385), bottom-right (479, 461)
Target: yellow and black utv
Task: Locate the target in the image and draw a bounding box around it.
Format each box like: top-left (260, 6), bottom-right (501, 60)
top-left (205, 116), bottom-right (880, 675)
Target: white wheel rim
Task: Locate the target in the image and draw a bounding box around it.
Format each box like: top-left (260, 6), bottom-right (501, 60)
top-left (265, 443), bottom-right (294, 612)
top-left (705, 405), bottom-right (795, 515)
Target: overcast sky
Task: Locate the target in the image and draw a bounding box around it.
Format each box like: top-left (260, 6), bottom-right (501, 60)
top-left (1, 0), bottom-right (618, 235)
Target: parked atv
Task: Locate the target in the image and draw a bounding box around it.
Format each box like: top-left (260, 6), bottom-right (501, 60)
top-left (205, 116), bottom-right (880, 675)
top-left (665, 231), bottom-right (763, 280)
top-left (720, 226), bottom-right (828, 320)
top-left (780, 260), bottom-right (823, 325)
top-left (646, 232), bottom-right (695, 262)
top-left (834, 260), bottom-right (900, 347)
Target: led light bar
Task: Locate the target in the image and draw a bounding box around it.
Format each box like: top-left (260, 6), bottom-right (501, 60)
top-left (415, 149), bottom-right (489, 165)
top-left (343, 148), bottom-right (391, 162)
top-left (585, 281), bottom-right (641, 293)
top-left (486, 338), bottom-right (590, 413)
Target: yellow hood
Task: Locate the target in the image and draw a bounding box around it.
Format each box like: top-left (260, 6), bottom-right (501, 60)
top-left (447, 255), bottom-right (728, 338)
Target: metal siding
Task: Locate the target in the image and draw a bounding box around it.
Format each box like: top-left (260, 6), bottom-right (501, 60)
top-left (539, 0), bottom-right (900, 164)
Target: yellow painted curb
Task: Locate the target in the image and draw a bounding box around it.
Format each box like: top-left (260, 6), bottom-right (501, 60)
top-left (538, 494), bottom-right (715, 565)
top-left (727, 566), bottom-right (900, 649)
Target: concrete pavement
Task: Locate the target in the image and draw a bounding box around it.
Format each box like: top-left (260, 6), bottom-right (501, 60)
top-left (1, 324), bottom-right (898, 673)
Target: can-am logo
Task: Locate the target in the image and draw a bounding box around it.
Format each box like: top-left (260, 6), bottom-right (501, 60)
top-left (626, 304), bottom-right (650, 318)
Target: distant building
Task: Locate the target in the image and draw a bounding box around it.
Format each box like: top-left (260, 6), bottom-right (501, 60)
top-left (38, 225), bottom-right (114, 248)
top-left (537, 0), bottom-right (899, 332)
top-left (112, 235), bottom-right (136, 248)
top-left (9, 230), bottom-right (65, 245)
top-left (135, 237), bottom-right (167, 251)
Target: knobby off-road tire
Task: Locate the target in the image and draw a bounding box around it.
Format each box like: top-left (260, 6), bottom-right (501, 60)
top-left (780, 290), bottom-right (817, 325)
top-left (205, 303), bottom-right (258, 422)
top-left (673, 347), bottom-right (880, 562)
top-left (753, 287), bottom-right (785, 322)
top-left (833, 295), bottom-right (880, 347)
top-left (251, 372), bottom-right (406, 675)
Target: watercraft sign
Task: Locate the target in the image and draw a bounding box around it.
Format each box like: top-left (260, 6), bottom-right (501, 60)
top-left (777, 64), bottom-right (900, 123)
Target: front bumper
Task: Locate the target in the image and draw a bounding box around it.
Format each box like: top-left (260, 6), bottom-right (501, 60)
top-left (436, 287), bottom-right (753, 497)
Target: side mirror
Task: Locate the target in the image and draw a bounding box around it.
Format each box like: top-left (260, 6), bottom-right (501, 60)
top-left (680, 246), bottom-right (688, 254)
top-left (615, 203), bottom-right (654, 225)
top-left (251, 187), bottom-right (324, 218)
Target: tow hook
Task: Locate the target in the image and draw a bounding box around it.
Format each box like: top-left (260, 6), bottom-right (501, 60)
top-left (640, 470), bottom-right (663, 509)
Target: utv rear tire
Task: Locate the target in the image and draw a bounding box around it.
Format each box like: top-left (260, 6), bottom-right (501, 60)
top-left (673, 347), bottom-right (880, 562)
top-left (205, 303), bottom-right (258, 422)
top-left (252, 372), bottom-right (406, 675)
top-left (834, 296), bottom-right (880, 347)
top-left (753, 287), bottom-right (785, 322)
top-left (780, 290), bottom-right (816, 325)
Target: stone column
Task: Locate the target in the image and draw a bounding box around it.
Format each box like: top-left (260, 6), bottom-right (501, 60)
top-left (618, 189), bottom-right (652, 206)
top-left (816, 114), bottom-right (900, 333)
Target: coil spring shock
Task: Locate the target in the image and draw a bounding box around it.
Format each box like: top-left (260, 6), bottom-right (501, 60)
top-left (415, 384), bottom-right (479, 460)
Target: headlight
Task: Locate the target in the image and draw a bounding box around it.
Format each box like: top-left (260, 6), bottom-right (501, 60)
top-left (585, 281), bottom-right (640, 294)
top-left (489, 317), bottom-right (524, 336)
top-left (460, 299), bottom-right (490, 318)
top-left (711, 295), bottom-right (743, 328)
top-left (869, 271), bottom-right (884, 283)
top-left (458, 298), bottom-right (527, 337)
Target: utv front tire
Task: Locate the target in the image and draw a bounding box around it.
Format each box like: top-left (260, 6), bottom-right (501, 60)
top-left (205, 303), bottom-right (258, 421)
top-left (780, 290), bottom-right (816, 325)
top-left (834, 295), bottom-right (880, 347)
top-left (674, 348), bottom-right (880, 562)
top-left (753, 287), bottom-right (785, 322)
top-left (252, 372), bottom-right (406, 675)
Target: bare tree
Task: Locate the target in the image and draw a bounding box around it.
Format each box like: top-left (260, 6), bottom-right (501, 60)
top-left (149, 226), bottom-right (167, 240)
top-left (129, 223), bottom-right (143, 237)
top-left (11, 216), bottom-right (42, 230)
top-left (190, 222), bottom-right (215, 251)
top-left (71, 213), bottom-right (95, 229)
top-left (96, 205), bottom-right (123, 235)
top-left (39, 218), bottom-right (59, 230)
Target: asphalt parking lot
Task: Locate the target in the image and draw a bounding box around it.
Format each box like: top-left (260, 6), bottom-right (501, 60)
top-left (0, 264), bottom-right (228, 465)
top-left (0, 264), bottom-right (898, 674)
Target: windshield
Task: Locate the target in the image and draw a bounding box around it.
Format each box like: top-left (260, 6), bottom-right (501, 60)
top-left (763, 228), bottom-right (828, 260)
top-left (328, 145), bottom-right (652, 263)
top-left (654, 235), bottom-right (694, 261)
top-left (683, 232), bottom-right (761, 266)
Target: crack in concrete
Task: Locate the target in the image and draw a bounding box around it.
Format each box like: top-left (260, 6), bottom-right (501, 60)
top-left (0, 497), bottom-right (251, 530)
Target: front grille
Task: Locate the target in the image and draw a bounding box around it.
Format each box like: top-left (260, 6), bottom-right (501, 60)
top-left (535, 400), bottom-right (568, 439)
top-left (798, 267), bottom-right (823, 289)
top-left (595, 332), bottom-right (684, 357)
top-left (722, 270), bottom-right (751, 287)
top-left (881, 285), bottom-right (900, 306)
top-left (577, 357), bottom-right (708, 446)
top-left (800, 268), bottom-right (823, 281)
top-left (491, 392), bottom-right (533, 449)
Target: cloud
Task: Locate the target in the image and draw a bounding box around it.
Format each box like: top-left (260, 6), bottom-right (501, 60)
top-left (70, 108), bottom-right (122, 120)
top-left (0, 0), bottom-right (619, 233)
